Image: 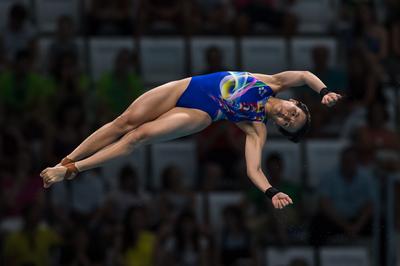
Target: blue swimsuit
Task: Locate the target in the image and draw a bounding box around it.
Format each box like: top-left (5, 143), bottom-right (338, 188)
top-left (176, 71), bottom-right (275, 123)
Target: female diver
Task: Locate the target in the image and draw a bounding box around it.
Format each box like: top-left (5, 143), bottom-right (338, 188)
top-left (40, 71), bottom-right (342, 209)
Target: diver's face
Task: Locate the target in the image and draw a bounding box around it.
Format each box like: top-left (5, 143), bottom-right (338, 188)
top-left (273, 99), bottom-right (306, 133)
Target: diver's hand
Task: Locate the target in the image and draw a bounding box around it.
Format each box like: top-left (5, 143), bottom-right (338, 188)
top-left (272, 192), bottom-right (293, 209)
top-left (40, 166), bottom-right (67, 188)
top-left (321, 92), bottom-right (342, 107)
top-left (40, 165), bottom-right (77, 188)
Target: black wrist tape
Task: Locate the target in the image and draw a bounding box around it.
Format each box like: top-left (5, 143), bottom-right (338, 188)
top-left (319, 87), bottom-right (330, 98)
top-left (265, 187), bottom-right (280, 199)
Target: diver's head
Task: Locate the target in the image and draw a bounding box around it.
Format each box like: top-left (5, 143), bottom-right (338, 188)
top-left (266, 98), bottom-right (311, 143)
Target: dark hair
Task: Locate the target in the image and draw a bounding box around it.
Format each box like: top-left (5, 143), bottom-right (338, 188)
top-left (57, 15), bottom-right (73, 26)
top-left (119, 164), bottom-right (137, 179)
top-left (14, 49), bottom-right (30, 62)
top-left (340, 145), bottom-right (357, 159)
top-left (122, 206), bottom-right (147, 252)
top-left (222, 205), bottom-right (246, 230)
top-left (174, 210), bottom-right (200, 252)
top-left (9, 4), bottom-right (27, 21)
top-left (265, 151), bottom-right (284, 170)
top-left (278, 100), bottom-right (311, 143)
top-left (161, 164), bottom-right (182, 190)
top-left (366, 101), bottom-right (389, 125)
top-left (266, 152), bottom-right (283, 164)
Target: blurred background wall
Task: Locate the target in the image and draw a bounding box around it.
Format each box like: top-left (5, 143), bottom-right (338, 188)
top-left (0, 0), bottom-right (399, 266)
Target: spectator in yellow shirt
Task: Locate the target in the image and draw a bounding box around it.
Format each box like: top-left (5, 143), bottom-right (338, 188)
top-left (96, 49), bottom-right (144, 116)
top-left (3, 203), bottom-right (61, 266)
top-left (121, 206), bottom-right (157, 266)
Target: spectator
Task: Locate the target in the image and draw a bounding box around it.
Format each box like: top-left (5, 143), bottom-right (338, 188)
top-left (263, 153), bottom-right (302, 206)
top-left (196, 121), bottom-right (244, 182)
top-left (235, 0), bottom-right (297, 36)
top-left (0, 151), bottom-right (42, 220)
top-left (197, 0), bottom-right (235, 34)
top-left (297, 45), bottom-right (348, 137)
top-left (346, 47), bottom-right (385, 106)
top-left (199, 161), bottom-right (224, 191)
top-left (140, 0), bottom-right (184, 34)
top-left (219, 205), bottom-right (257, 266)
top-left (0, 50), bottom-right (55, 114)
top-left (121, 206), bottom-right (158, 266)
top-left (51, 102), bottom-right (89, 162)
top-left (357, 101), bottom-right (399, 149)
top-left (50, 169), bottom-right (106, 222)
top-left (351, 3), bottom-right (388, 63)
top-left (180, 0), bottom-right (203, 34)
top-left (309, 146), bottom-right (375, 245)
top-left (355, 101), bottom-right (400, 172)
top-left (288, 258), bottom-right (309, 266)
top-left (245, 152), bottom-right (304, 244)
top-left (96, 49), bottom-right (144, 116)
top-left (343, 4), bottom-right (388, 97)
top-left (3, 202), bottom-right (61, 266)
top-left (385, 0), bottom-right (400, 24)
top-left (58, 226), bottom-right (101, 266)
top-left (150, 194), bottom-right (176, 238)
top-left (88, 197), bottom-right (123, 265)
top-left (52, 52), bottom-right (90, 107)
top-left (0, 37), bottom-right (9, 71)
top-left (0, 121), bottom-right (24, 169)
top-left (7, 152), bottom-right (42, 210)
top-left (107, 165), bottom-right (150, 220)
top-left (201, 46), bottom-right (227, 75)
top-left (158, 165), bottom-right (195, 217)
top-left (27, 37), bottom-right (46, 74)
top-left (163, 210), bottom-right (210, 266)
top-left (87, 0), bottom-right (134, 35)
top-left (20, 112), bottom-right (54, 165)
top-left (47, 16), bottom-right (79, 74)
top-left (340, 4), bottom-right (388, 107)
top-left (396, 184), bottom-right (400, 233)
top-left (287, 0), bottom-right (335, 34)
top-left (311, 46), bottom-right (348, 94)
top-left (384, 9), bottom-right (400, 82)
top-left (1, 3), bottom-right (36, 62)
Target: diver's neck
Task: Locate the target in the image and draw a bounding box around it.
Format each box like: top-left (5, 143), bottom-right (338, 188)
top-left (265, 97), bottom-right (280, 117)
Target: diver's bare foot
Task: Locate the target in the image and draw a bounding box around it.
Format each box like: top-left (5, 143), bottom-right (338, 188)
top-left (40, 164), bottom-right (78, 188)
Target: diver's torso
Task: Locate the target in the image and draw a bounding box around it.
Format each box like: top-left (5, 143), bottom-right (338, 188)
top-left (193, 71), bottom-right (274, 122)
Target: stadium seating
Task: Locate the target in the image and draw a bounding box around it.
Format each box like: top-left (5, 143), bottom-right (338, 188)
top-left (140, 37), bottom-right (185, 85)
top-left (0, 0), bottom-right (31, 28)
top-left (101, 146), bottom-right (147, 190)
top-left (190, 37), bottom-right (237, 74)
top-left (263, 140), bottom-right (302, 183)
top-left (289, 0), bottom-right (338, 34)
top-left (306, 139), bottom-right (349, 187)
top-left (195, 192), bottom-right (243, 229)
top-left (38, 37), bottom-right (86, 70)
top-left (266, 247), bottom-right (315, 266)
top-left (150, 141), bottom-right (197, 189)
top-left (320, 247), bottom-right (370, 266)
top-left (241, 37), bottom-right (287, 74)
top-left (35, 0), bottom-right (80, 33)
top-left (89, 37), bottom-right (135, 80)
top-left (290, 37), bottom-right (337, 70)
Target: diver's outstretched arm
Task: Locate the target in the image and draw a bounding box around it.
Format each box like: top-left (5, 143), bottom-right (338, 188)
top-left (271, 71), bottom-right (342, 107)
top-left (236, 121), bottom-right (293, 210)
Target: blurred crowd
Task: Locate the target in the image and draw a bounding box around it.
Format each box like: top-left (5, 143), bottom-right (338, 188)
top-left (0, 0), bottom-right (399, 266)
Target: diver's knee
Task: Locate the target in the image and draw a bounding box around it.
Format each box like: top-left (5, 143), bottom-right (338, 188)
top-left (125, 128), bottom-right (149, 151)
top-left (112, 113), bottom-right (140, 133)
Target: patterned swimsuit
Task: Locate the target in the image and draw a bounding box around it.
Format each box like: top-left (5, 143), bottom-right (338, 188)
top-left (176, 71), bottom-right (274, 123)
